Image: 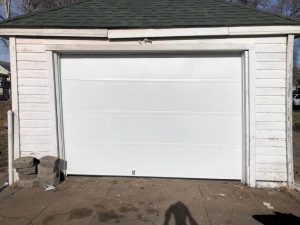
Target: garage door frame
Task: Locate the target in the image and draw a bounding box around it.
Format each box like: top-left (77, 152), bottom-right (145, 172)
top-left (46, 43), bottom-right (256, 187)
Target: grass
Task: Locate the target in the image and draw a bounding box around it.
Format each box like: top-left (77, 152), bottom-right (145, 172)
top-left (294, 111), bottom-right (300, 132)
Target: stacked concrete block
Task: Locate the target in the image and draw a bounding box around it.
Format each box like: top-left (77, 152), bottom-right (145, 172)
top-left (13, 156), bottom-right (38, 188)
top-left (38, 156), bottom-right (60, 188)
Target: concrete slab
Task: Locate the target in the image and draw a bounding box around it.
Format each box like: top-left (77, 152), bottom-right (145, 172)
top-left (0, 177), bottom-right (299, 225)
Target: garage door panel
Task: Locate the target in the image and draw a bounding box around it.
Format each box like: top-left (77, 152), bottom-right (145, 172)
top-left (62, 81), bottom-right (241, 113)
top-left (61, 53), bottom-right (242, 179)
top-left (64, 113), bottom-right (241, 146)
top-left (66, 143), bottom-right (241, 179)
top-left (61, 54), bottom-right (242, 79)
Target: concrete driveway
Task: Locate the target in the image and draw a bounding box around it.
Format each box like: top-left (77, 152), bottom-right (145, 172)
top-left (0, 177), bottom-right (300, 225)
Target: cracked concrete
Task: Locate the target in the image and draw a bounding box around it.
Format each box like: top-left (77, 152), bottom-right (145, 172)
top-left (0, 177), bottom-right (300, 225)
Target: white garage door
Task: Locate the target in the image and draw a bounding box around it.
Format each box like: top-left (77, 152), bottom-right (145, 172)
top-left (60, 53), bottom-right (242, 179)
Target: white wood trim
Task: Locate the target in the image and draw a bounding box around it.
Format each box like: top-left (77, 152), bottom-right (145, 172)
top-left (9, 37), bottom-right (20, 182)
top-left (50, 42), bottom-right (255, 183)
top-left (286, 35), bottom-right (294, 188)
top-left (249, 49), bottom-right (256, 187)
top-left (108, 27), bottom-right (229, 38)
top-left (47, 51), bottom-right (58, 157)
top-left (108, 26), bottom-right (300, 39)
top-left (242, 51), bottom-right (249, 185)
top-left (52, 52), bottom-right (67, 173)
top-left (46, 43), bottom-right (253, 52)
top-left (0, 28), bottom-right (107, 37)
top-left (1, 26), bottom-right (300, 39)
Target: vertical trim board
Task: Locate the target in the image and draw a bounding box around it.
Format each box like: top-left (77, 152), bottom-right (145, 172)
top-left (9, 37), bottom-right (20, 182)
top-left (286, 35), bottom-right (294, 188)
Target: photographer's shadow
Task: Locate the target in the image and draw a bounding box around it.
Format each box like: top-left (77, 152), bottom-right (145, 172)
top-left (163, 201), bottom-right (198, 225)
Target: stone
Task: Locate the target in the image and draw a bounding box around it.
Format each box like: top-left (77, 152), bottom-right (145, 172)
top-left (17, 166), bottom-right (37, 175)
top-left (38, 171), bottom-right (59, 180)
top-left (13, 157), bottom-right (37, 169)
top-left (18, 178), bottom-right (38, 188)
top-left (38, 164), bottom-right (57, 175)
top-left (39, 156), bottom-right (59, 168)
top-left (19, 173), bottom-right (38, 180)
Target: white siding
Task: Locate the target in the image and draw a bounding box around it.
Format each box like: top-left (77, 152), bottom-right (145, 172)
top-left (15, 36), bottom-right (288, 184)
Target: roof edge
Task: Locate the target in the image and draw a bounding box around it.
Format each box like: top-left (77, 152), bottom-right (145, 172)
top-left (1, 26), bottom-right (300, 38)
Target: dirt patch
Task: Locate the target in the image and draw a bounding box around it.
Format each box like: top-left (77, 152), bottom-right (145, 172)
top-left (68, 208), bottom-right (93, 220)
top-left (0, 100), bottom-right (11, 171)
top-left (293, 111), bottom-right (300, 131)
top-left (97, 209), bottom-right (124, 222)
top-left (294, 131), bottom-right (300, 181)
top-left (119, 203), bottom-right (139, 213)
top-left (146, 207), bottom-right (159, 215)
top-left (0, 100), bottom-right (11, 126)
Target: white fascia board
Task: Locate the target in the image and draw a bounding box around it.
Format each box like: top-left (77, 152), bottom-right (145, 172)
top-left (108, 26), bottom-right (300, 39)
top-left (0, 28), bottom-right (108, 37)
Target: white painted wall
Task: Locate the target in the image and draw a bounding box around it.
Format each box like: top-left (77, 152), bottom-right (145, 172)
top-left (13, 35), bottom-right (288, 186)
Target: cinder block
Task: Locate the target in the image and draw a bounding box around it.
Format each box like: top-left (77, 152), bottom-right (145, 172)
top-left (13, 157), bottom-right (37, 169)
top-left (18, 178), bottom-right (38, 188)
top-left (19, 173), bottom-right (38, 180)
top-left (39, 156), bottom-right (59, 168)
top-left (38, 164), bottom-right (57, 175)
top-left (17, 166), bottom-right (37, 175)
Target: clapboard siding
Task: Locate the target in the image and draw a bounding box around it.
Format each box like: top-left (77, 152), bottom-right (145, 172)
top-left (18, 70), bottom-right (48, 78)
top-left (256, 70), bottom-right (286, 79)
top-left (18, 53), bottom-right (47, 62)
top-left (18, 87), bottom-right (49, 95)
top-left (19, 103), bottom-right (50, 112)
top-left (256, 130), bottom-right (286, 139)
top-left (256, 96), bottom-right (285, 105)
top-left (20, 136), bottom-right (52, 144)
top-left (256, 53), bottom-right (286, 62)
top-left (254, 37), bottom-right (288, 184)
top-left (256, 79), bottom-right (286, 88)
top-left (256, 113), bottom-right (285, 122)
top-left (256, 105), bottom-right (285, 113)
top-left (256, 172), bottom-right (287, 181)
top-left (14, 36), bottom-right (288, 184)
top-left (16, 44), bottom-right (46, 53)
top-left (18, 61), bottom-right (47, 70)
top-left (18, 95), bottom-right (49, 103)
top-left (20, 128), bottom-right (52, 136)
top-left (21, 144), bottom-right (54, 152)
top-left (256, 164), bottom-right (287, 173)
top-left (256, 138), bottom-right (286, 147)
top-left (256, 147), bottom-right (286, 156)
top-left (256, 155), bottom-right (286, 164)
top-left (20, 120), bottom-right (51, 128)
top-left (256, 122), bottom-right (286, 130)
top-left (256, 62), bottom-right (286, 70)
top-left (255, 44), bottom-right (286, 53)
top-left (256, 88), bottom-right (285, 96)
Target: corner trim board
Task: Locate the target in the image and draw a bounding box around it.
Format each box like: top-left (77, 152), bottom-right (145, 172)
top-left (286, 34), bottom-right (294, 188)
top-left (9, 37), bottom-right (20, 182)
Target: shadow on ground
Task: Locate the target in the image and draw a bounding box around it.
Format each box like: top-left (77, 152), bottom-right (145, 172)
top-left (163, 201), bottom-right (198, 225)
top-left (253, 212), bottom-right (300, 225)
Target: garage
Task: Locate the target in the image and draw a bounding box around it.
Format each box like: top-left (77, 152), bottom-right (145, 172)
top-left (60, 53), bottom-right (243, 179)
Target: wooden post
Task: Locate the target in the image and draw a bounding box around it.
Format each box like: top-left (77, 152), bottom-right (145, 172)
top-left (286, 35), bottom-right (294, 188)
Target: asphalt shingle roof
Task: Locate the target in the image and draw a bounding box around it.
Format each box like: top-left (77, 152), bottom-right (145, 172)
top-left (0, 0), bottom-right (299, 28)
